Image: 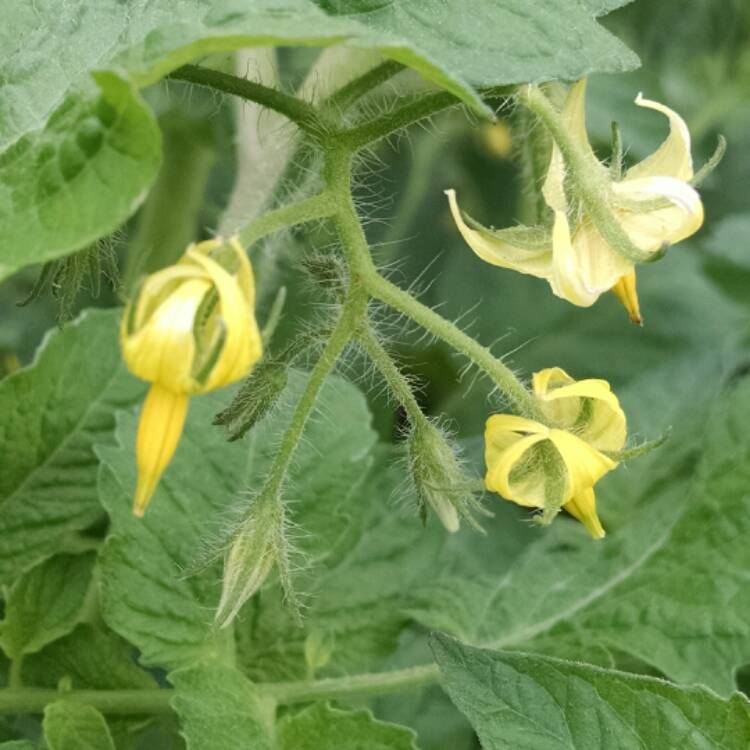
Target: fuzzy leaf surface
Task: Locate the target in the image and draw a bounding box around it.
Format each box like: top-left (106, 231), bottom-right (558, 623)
top-left (0, 309), bottom-right (143, 587)
top-left (0, 73), bottom-right (160, 281)
top-left (279, 703), bottom-right (418, 750)
top-left (433, 635), bottom-right (750, 750)
top-left (43, 701), bottom-right (115, 750)
top-left (0, 552), bottom-right (95, 659)
top-left (170, 662), bottom-right (274, 750)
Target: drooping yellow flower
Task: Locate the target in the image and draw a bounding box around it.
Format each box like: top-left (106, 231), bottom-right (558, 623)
top-left (484, 367), bottom-right (626, 538)
top-left (447, 79), bottom-right (704, 323)
top-left (121, 236), bottom-right (263, 516)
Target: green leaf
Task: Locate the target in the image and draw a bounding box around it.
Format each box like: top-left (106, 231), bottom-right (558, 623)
top-left (278, 703), bottom-right (418, 750)
top-left (0, 309), bottom-right (143, 587)
top-left (23, 624), bottom-right (157, 690)
top-left (432, 635), bottom-right (750, 750)
top-left (415, 372), bottom-right (750, 695)
top-left (0, 742), bottom-right (36, 750)
top-left (25, 624), bottom-right (158, 750)
top-left (0, 552), bottom-right (95, 660)
top-left (43, 701), bottom-right (115, 750)
top-left (318, 1), bottom-right (639, 91)
top-left (0, 74), bottom-right (161, 282)
top-left (169, 662), bottom-right (274, 750)
top-left (1, 1), bottom-right (637, 279)
top-left (580, 0), bottom-right (635, 15)
top-left (96, 370), bottom-right (378, 671)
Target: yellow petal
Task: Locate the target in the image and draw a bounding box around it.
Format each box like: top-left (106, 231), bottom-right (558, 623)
top-left (564, 487), bottom-right (606, 539)
top-left (122, 278), bottom-right (211, 393)
top-left (627, 94), bottom-right (693, 181)
top-left (611, 271), bottom-right (643, 325)
top-left (484, 415), bottom-right (549, 507)
top-left (186, 249), bottom-right (263, 392)
top-left (532, 370), bottom-right (626, 452)
top-left (560, 218), bottom-right (635, 304)
top-left (614, 176), bottom-right (704, 251)
top-left (532, 367), bottom-right (581, 426)
top-left (485, 432), bottom-right (550, 507)
top-left (549, 211), bottom-right (624, 306)
top-left (129, 264), bottom-right (206, 334)
top-left (133, 384), bottom-right (190, 516)
top-left (548, 429), bottom-right (616, 498)
top-left (445, 190), bottom-right (553, 277)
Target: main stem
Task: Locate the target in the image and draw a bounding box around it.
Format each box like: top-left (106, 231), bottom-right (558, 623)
top-left (0, 664), bottom-right (439, 715)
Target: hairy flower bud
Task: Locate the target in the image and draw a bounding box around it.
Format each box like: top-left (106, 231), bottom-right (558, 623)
top-left (407, 420), bottom-right (482, 533)
top-left (121, 236), bottom-right (263, 515)
top-left (214, 493), bottom-right (284, 629)
top-left (213, 361), bottom-right (289, 441)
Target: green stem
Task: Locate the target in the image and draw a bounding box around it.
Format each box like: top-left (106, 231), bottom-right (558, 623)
top-left (519, 85), bottom-right (651, 263)
top-left (341, 85), bottom-right (515, 149)
top-left (341, 90), bottom-right (462, 148)
top-left (323, 60), bottom-right (404, 113)
top-left (261, 293), bottom-right (366, 501)
top-left (0, 664), bottom-right (439, 715)
top-left (238, 191), bottom-right (336, 247)
top-left (356, 324), bottom-right (426, 428)
top-left (0, 688), bottom-right (173, 716)
top-left (265, 663), bottom-right (440, 704)
top-left (8, 657), bottom-right (23, 689)
top-left (365, 272), bottom-right (542, 419)
top-left (169, 64), bottom-right (326, 137)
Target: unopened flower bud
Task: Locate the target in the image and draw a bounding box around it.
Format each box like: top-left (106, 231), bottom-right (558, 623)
top-left (214, 494), bottom-right (283, 629)
top-left (213, 361), bottom-right (288, 441)
top-left (407, 420), bottom-right (481, 533)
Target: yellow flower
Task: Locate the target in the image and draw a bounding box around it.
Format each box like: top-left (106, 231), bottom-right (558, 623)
top-left (121, 236), bottom-right (263, 516)
top-left (447, 79), bottom-right (703, 322)
top-left (484, 367), bottom-right (626, 538)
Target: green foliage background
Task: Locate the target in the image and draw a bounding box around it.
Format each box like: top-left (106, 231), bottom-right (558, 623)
top-left (1, 1), bottom-right (750, 748)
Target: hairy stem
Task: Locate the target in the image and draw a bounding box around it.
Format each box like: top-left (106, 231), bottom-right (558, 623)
top-left (258, 292), bottom-right (365, 503)
top-left (365, 273), bottom-right (543, 419)
top-left (169, 64), bottom-right (326, 136)
top-left (357, 324), bottom-right (426, 428)
top-left (238, 191), bottom-right (336, 247)
top-left (341, 90), bottom-right (462, 148)
top-left (323, 60), bottom-right (404, 113)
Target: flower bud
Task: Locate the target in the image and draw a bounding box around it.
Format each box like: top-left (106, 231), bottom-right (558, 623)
top-left (214, 494), bottom-right (283, 629)
top-left (407, 420), bottom-right (482, 533)
top-left (121, 236), bottom-right (263, 515)
top-left (213, 361), bottom-right (288, 441)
